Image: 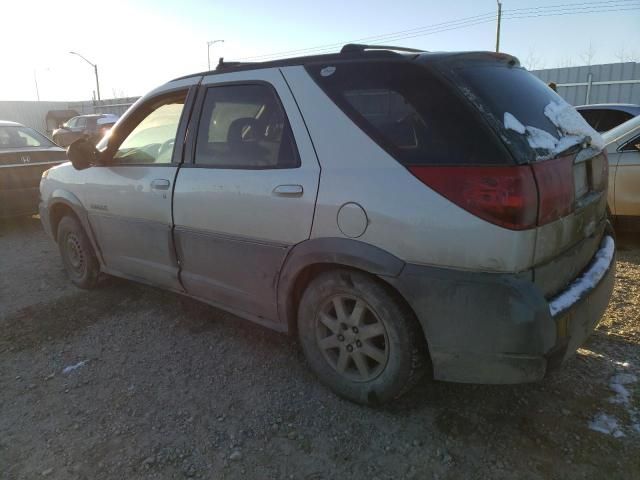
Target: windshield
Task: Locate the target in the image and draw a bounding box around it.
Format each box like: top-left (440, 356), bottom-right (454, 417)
top-left (0, 126), bottom-right (56, 149)
top-left (452, 64), bottom-right (603, 162)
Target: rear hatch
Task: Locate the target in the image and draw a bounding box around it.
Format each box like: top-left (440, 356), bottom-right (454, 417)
top-left (429, 53), bottom-right (609, 297)
top-left (306, 53), bottom-right (608, 295)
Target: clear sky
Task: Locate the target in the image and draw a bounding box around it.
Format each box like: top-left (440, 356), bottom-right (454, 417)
top-left (1, 0), bottom-right (638, 101)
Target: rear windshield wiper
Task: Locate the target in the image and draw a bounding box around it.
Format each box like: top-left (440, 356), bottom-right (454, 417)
top-left (553, 135), bottom-right (592, 159)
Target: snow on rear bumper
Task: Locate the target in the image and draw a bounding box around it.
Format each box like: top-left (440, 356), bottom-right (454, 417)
top-left (548, 235), bottom-right (615, 318)
top-left (545, 235), bottom-right (616, 368)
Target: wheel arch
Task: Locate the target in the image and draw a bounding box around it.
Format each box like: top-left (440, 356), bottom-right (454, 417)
top-left (46, 190), bottom-right (104, 265)
top-left (277, 238), bottom-right (414, 335)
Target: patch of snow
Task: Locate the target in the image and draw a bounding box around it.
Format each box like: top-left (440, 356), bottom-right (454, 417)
top-left (589, 413), bottom-right (625, 437)
top-left (501, 100), bottom-right (604, 160)
top-left (524, 126), bottom-right (557, 151)
top-left (549, 236), bottom-right (615, 316)
top-left (544, 100), bottom-right (604, 150)
top-left (504, 112), bottom-right (525, 134)
top-left (609, 373), bottom-right (638, 405)
top-left (62, 360), bottom-right (88, 374)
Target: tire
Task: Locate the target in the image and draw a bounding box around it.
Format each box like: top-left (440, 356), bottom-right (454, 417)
top-left (297, 269), bottom-right (429, 405)
top-left (57, 215), bottom-right (100, 289)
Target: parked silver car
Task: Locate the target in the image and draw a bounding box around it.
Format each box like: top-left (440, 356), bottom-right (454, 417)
top-left (39, 44), bottom-right (615, 404)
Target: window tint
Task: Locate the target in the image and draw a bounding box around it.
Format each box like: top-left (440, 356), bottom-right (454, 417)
top-left (578, 110), bottom-right (601, 130)
top-left (113, 98), bottom-right (185, 165)
top-left (195, 84), bottom-right (299, 169)
top-left (306, 61), bottom-right (509, 165)
top-left (76, 117), bottom-right (87, 128)
top-left (597, 110), bottom-right (633, 132)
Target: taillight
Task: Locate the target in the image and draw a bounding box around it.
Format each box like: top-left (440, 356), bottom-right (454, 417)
top-left (409, 155), bottom-right (584, 230)
top-left (408, 165), bottom-right (539, 230)
top-left (532, 156), bottom-right (574, 225)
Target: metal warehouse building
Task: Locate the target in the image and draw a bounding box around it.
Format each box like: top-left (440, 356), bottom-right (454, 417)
top-left (532, 61), bottom-right (640, 106)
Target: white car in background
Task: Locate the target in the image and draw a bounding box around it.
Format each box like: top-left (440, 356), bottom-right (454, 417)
top-left (603, 115), bottom-right (640, 231)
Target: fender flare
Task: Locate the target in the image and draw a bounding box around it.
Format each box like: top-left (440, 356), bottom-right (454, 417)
top-left (276, 237), bottom-right (405, 331)
top-left (46, 190), bottom-right (104, 265)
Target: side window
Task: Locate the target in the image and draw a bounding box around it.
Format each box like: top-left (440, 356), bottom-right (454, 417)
top-left (621, 135), bottom-right (640, 152)
top-left (578, 110), bottom-right (601, 130)
top-left (65, 117), bottom-right (77, 128)
top-left (17, 129), bottom-right (42, 147)
top-left (598, 110), bottom-right (632, 132)
top-left (76, 117), bottom-right (87, 129)
top-left (194, 84), bottom-right (299, 169)
top-left (113, 95), bottom-right (186, 165)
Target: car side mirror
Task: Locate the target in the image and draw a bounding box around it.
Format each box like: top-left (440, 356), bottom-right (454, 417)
top-left (67, 138), bottom-right (100, 170)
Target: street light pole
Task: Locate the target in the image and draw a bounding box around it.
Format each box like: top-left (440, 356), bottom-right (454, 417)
top-left (207, 40), bottom-right (224, 70)
top-left (69, 51), bottom-right (101, 101)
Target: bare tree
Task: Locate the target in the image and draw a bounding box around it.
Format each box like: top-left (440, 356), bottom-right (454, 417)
top-left (524, 47), bottom-right (545, 71)
top-left (614, 46), bottom-right (640, 63)
top-left (558, 56), bottom-right (575, 68)
top-left (580, 42), bottom-right (597, 66)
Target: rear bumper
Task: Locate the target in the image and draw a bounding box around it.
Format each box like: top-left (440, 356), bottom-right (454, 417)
top-left (386, 234), bottom-right (616, 384)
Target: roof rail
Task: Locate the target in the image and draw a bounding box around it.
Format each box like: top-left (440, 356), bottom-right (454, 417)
top-left (340, 44), bottom-right (426, 54)
top-left (215, 57), bottom-right (259, 71)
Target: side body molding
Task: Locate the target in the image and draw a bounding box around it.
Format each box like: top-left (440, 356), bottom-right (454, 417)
top-left (276, 237), bottom-right (406, 331)
top-left (44, 189), bottom-right (105, 265)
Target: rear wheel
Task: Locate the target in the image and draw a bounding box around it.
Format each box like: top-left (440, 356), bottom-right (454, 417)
top-left (57, 215), bottom-right (99, 289)
top-left (297, 269), bottom-right (428, 405)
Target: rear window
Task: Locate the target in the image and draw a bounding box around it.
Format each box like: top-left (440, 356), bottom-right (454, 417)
top-left (306, 61), bottom-right (510, 166)
top-left (0, 126), bottom-right (55, 149)
top-left (449, 63), bottom-right (602, 162)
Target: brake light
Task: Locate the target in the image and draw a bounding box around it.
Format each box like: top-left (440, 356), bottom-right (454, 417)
top-left (409, 156), bottom-right (582, 230)
top-left (532, 156), bottom-right (574, 225)
top-left (408, 165), bottom-right (538, 230)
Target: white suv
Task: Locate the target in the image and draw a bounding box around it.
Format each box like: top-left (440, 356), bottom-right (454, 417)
top-left (40, 45), bottom-right (615, 404)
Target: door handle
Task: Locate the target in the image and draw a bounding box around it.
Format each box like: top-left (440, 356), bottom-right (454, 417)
top-left (273, 184), bottom-right (303, 197)
top-left (151, 179), bottom-right (171, 190)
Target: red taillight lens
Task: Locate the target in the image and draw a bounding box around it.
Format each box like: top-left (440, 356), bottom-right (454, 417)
top-left (408, 165), bottom-right (539, 230)
top-left (531, 156), bottom-right (574, 225)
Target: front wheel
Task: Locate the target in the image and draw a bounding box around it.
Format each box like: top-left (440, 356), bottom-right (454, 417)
top-left (297, 269), bottom-right (429, 405)
top-left (57, 215), bottom-right (100, 289)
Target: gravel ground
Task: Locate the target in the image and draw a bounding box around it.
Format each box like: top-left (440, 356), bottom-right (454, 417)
top-left (1, 217), bottom-right (639, 480)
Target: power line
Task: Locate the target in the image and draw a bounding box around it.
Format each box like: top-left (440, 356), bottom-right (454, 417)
top-left (239, 11), bottom-right (496, 61)
top-left (239, 1), bottom-right (640, 61)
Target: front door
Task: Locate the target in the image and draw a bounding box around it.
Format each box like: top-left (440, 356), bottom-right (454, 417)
top-left (83, 88), bottom-right (193, 289)
top-left (173, 69), bottom-right (320, 323)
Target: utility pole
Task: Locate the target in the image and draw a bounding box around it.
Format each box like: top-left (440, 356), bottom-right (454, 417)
top-left (495, 1), bottom-right (502, 53)
top-left (69, 51), bottom-right (101, 101)
top-left (207, 40), bottom-right (224, 70)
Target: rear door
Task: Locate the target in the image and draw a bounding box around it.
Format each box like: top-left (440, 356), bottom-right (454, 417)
top-left (173, 68), bottom-right (320, 322)
top-left (83, 84), bottom-right (197, 289)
